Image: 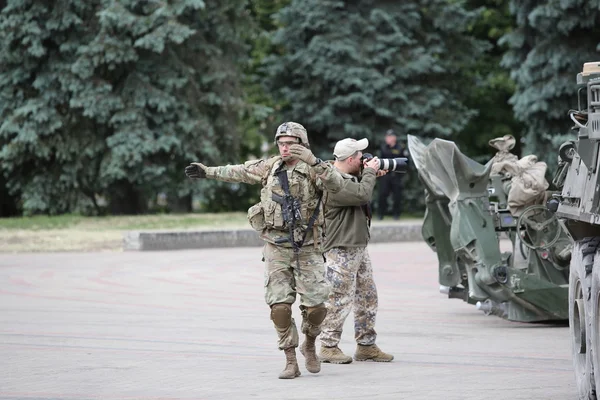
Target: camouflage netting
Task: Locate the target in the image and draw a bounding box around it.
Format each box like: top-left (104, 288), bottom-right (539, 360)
top-left (489, 135), bottom-right (549, 216)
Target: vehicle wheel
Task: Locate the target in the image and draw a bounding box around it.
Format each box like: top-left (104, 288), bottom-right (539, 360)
top-left (570, 239), bottom-right (598, 400)
top-left (590, 244), bottom-right (600, 397)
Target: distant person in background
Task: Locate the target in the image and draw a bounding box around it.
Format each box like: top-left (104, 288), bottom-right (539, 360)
top-left (377, 129), bottom-right (408, 220)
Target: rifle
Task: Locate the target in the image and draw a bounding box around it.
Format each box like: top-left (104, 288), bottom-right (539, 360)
top-left (272, 193), bottom-right (303, 231)
top-left (272, 178), bottom-right (303, 253)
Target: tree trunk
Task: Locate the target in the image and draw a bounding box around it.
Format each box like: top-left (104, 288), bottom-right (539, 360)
top-left (169, 193), bottom-right (193, 213)
top-left (0, 177), bottom-right (19, 217)
top-left (108, 181), bottom-right (148, 215)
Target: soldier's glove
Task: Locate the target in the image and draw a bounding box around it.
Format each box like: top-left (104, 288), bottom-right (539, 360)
top-left (185, 162), bottom-right (207, 179)
top-left (289, 144), bottom-right (318, 166)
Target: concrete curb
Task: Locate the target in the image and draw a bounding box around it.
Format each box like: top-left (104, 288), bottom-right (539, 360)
top-left (123, 222), bottom-right (424, 251)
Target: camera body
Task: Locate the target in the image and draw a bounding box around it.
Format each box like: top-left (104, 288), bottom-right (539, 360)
top-left (362, 153), bottom-right (408, 173)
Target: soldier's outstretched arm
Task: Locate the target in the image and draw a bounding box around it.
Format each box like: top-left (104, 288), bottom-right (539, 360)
top-left (185, 159), bottom-right (269, 185)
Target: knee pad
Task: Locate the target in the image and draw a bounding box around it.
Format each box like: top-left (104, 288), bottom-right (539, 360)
top-left (306, 304), bottom-right (327, 325)
top-left (270, 303), bottom-right (292, 329)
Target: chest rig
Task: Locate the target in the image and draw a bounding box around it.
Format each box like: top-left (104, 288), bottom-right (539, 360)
top-left (260, 158), bottom-right (324, 253)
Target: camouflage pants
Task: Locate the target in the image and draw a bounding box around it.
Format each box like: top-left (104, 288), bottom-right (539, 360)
top-left (320, 246), bottom-right (378, 347)
top-left (262, 242), bottom-right (330, 350)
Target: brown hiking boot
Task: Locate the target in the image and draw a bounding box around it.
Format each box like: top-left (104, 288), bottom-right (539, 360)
top-left (299, 335), bottom-right (321, 373)
top-left (279, 347), bottom-right (301, 379)
top-left (354, 344), bottom-right (394, 362)
top-left (319, 346), bottom-right (353, 364)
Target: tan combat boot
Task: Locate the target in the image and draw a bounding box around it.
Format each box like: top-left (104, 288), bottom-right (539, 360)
top-left (354, 344), bottom-right (394, 362)
top-left (300, 335), bottom-right (321, 373)
top-left (319, 345), bottom-right (353, 364)
top-left (279, 347), bottom-right (301, 379)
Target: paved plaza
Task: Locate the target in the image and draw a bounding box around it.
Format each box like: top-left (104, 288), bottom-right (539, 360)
top-left (0, 242), bottom-right (576, 400)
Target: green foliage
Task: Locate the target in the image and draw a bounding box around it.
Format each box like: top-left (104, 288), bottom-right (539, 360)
top-left (457, 0), bottom-right (524, 163)
top-left (0, 0), bottom-right (253, 215)
top-left (260, 0), bottom-right (489, 212)
top-left (178, 1), bottom-right (261, 213)
top-left (241, 0), bottom-right (290, 147)
top-left (204, 0), bottom-right (294, 213)
top-left (500, 0), bottom-right (600, 167)
top-left (2, 0), bottom-right (588, 217)
top-left (262, 0), bottom-right (488, 144)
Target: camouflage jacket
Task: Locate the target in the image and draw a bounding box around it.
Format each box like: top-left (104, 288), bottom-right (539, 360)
top-left (205, 156), bottom-right (343, 250)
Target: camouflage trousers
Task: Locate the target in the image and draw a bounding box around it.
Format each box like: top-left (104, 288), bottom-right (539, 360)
top-left (262, 242), bottom-right (330, 350)
top-left (320, 246), bottom-right (378, 347)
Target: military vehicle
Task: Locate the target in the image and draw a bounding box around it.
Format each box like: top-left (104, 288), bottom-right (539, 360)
top-left (406, 61), bottom-right (600, 399)
top-left (554, 61), bottom-right (600, 400)
top-left (407, 133), bottom-right (573, 323)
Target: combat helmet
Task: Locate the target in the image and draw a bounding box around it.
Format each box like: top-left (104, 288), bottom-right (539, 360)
top-left (274, 122), bottom-right (310, 148)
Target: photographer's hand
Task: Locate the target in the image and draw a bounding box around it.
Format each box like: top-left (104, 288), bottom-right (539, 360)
top-left (185, 162), bottom-right (208, 179)
top-left (376, 170), bottom-right (388, 177)
top-left (289, 144), bottom-right (318, 165)
top-left (364, 157), bottom-right (380, 172)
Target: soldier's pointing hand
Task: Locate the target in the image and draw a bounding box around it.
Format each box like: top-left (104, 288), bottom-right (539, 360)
top-left (289, 144), bottom-right (318, 165)
top-left (185, 162), bottom-right (207, 179)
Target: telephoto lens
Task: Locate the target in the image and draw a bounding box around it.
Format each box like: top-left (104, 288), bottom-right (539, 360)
top-left (380, 157), bottom-right (408, 172)
top-left (362, 153), bottom-right (408, 173)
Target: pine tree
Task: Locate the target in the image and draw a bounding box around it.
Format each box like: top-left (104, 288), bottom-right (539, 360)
top-left (261, 0), bottom-right (488, 211)
top-left (0, 0), bottom-right (253, 215)
top-left (458, 0), bottom-right (525, 163)
top-left (262, 0), bottom-right (487, 148)
top-left (500, 0), bottom-right (600, 165)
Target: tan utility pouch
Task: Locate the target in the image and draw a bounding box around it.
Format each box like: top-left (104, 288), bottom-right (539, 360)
top-left (247, 203), bottom-right (266, 232)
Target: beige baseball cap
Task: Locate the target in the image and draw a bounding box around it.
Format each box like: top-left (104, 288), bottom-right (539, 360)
top-left (333, 138), bottom-right (369, 160)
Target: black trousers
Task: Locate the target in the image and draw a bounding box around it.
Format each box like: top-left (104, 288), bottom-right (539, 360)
top-left (378, 176), bottom-right (403, 219)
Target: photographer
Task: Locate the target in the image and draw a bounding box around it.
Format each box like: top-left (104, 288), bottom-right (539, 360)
top-left (185, 122), bottom-right (344, 379)
top-left (318, 138), bottom-right (394, 364)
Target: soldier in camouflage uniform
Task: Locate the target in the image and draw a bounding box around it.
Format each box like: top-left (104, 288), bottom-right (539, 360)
top-left (318, 138), bottom-right (394, 364)
top-left (185, 122), bottom-right (344, 379)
